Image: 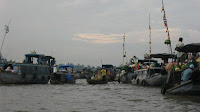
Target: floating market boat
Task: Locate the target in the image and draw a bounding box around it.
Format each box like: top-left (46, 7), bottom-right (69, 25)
top-left (139, 53), bottom-right (174, 86)
top-left (102, 64), bottom-right (116, 81)
top-left (161, 43), bottom-right (200, 95)
top-left (0, 53), bottom-right (55, 84)
top-left (78, 67), bottom-right (93, 79)
top-left (131, 59), bottom-right (166, 86)
top-left (118, 65), bottom-right (135, 84)
top-left (50, 65), bottom-right (76, 84)
top-left (86, 65), bottom-right (115, 84)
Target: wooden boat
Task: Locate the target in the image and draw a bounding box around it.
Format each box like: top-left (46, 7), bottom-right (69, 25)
top-left (132, 59), bottom-right (167, 86)
top-left (78, 67), bottom-right (93, 79)
top-left (118, 66), bottom-right (135, 84)
top-left (0, 53), bottom-right (54, 84)
top-left (92, 65), bottom-right (116, 82)
top-left (50, 65), bottom-right (76, 84)
top-left (102, 64), bottom-right (116, 81)
top-left (161, 43), bottom-right (200, 95)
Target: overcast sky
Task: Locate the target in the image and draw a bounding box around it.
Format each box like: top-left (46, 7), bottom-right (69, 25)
top-left (0, 0), bottom-right (199, 66)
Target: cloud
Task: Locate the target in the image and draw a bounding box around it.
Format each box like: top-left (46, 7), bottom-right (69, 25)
top-left (72, 33), bottom-right (122, 44)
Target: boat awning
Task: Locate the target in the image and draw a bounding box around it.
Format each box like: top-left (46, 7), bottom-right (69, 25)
top-left (138, 59), bottom-right (157, 63)
top-left (150, 53), bottom-right (174, 59)
top-left (175, 43), bottom-right (200, 53)
top-left (25, 54), bottom-right (45, 58)
top-left (59, 65), bottom-right (74, 68)
top-left (102, 64), bottom-right (113, 69)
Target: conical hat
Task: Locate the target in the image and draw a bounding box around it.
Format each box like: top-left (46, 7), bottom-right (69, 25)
top-left (196, 57), bottom-right (200, 63)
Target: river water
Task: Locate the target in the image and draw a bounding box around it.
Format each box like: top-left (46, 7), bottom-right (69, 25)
top-left (0, 79), bottom-right (200, 112)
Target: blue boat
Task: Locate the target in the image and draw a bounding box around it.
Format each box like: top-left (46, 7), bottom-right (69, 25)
top-left (0, 53), bottom-right (55, 84)
top-left (50, 65), bottom-right (76, 84)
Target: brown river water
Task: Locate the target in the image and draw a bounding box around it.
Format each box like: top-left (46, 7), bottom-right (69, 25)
top-left (0, 79), bottom-right (200, 112)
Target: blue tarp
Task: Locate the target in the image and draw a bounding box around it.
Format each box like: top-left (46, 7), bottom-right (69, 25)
top-left (66, 75), bottom-right (72, 80)
top-left (59, 65), bottom-right (74, 68)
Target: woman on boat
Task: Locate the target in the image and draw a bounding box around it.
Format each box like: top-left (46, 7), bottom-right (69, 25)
top-left (101, 67), bottom-right (107, 81)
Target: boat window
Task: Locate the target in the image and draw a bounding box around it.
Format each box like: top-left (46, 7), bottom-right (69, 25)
top-left (41, 57), bottom-right (47, 61)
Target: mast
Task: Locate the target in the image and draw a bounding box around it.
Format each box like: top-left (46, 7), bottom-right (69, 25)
top-left (123, 33), bottom-right (125, 65)
top-left (161, 0), bottom-right (173, 56)
top-left (149, 13), bottom-right (151, 75)
top-left (0, 18), bottom-right (11, 55)
top-left (149, 14), bottom-right (151, 58)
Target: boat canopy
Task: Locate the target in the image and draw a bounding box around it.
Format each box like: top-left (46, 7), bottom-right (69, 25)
top-left (150, 53), bottom-right (174, 59)
top-left (175, 43), bottom-right (200, 53)
top-left (102, 64), bottom-right (113, 69)
top-left (25, 54), bottom-right (47, 64)
top-left (59, 65), bottom-right (74, 68)
top-left (138, 59), bottom-right (157, 63)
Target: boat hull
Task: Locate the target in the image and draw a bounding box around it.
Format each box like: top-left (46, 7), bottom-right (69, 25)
top-left (144, 74), bottom-right (167, 86)
top-left (119, 72), bottom-right (135, 84)
top-left (0, 65), bottom-right (50, 84)
top-left (132, 69), bottom-right (167, 86)
top-left (50, 72), bottom-right (76, 84)
top-left (166, 81), bottom-right (200, 95)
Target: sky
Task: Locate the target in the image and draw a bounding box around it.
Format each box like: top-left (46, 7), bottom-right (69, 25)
top-left (0, 0), bottom-right (200, 66)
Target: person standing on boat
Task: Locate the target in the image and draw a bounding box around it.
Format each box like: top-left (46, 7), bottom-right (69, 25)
top-left (176, 37), bottom-right (185, 67)
top-left (130, 57), bottom-right (134, 64)
top-left (101, 67), bottom-right (107, 81)
top-left (53, 64), bottom-right (57, 74)
top-left (133, 56), bottom-right (138, 64)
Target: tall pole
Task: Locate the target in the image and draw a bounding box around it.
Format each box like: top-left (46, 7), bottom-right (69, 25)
top-left (0, 18), bottom-right (11, 55)
top-left (149, 14), bottom-right (151, 75)
top-left (123, 33), bottom-right (125, 65)
top-left (161, 0), bottom-right (173, 56)
top-left (149, 13), bottom-right (151, 59)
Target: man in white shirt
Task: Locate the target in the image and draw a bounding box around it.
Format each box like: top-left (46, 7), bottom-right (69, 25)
top-left (53, 64), bottom-right (57, 73)
top-left (176, 37), bottom-right (184, 66)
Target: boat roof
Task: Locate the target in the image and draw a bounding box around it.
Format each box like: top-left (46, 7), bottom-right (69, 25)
top-left (59, 65), bottom-right (74, 68)
top-left (138, 59), bottom-right (157, 62)
top-left (150, 53), bottom-right (174, 58)
top-left (25, 54), bottom-right (45, 57)
top-left (175, 43), bottom-right (200, 53)
top-left (102, 64), bottom-right (113, 68)
top-left (25, 54), bottom-right (54, 59)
